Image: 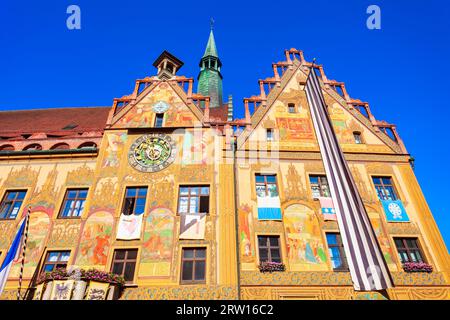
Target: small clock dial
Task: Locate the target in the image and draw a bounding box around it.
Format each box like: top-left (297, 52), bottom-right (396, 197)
top-left (151, 101), bottom-right (170, 114)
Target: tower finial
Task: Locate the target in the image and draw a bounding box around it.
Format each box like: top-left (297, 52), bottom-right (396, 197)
top-left (210, 17), bottom-right (215, 30)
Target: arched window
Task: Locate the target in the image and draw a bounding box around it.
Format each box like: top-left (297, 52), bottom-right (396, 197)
top-left (50, 143), bottom-right (70, 150)
top-left (23, 144), bottom-right (42, 151)
top-left (0, 144), bottom-right (14, 151)
top-left (78, 142), bottom-right (97, 149)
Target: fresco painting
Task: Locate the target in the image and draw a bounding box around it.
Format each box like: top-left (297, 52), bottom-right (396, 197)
top-left (76, 211), bottom-right (114, 268)
top-left (238, 204), bottom-right (255, 263)
top-left (102, 132), bottom-right (127, 168)
top-left (181, 130), bottom-right (209, 165)
top-left (284, 204), bottom-right (328, 271)
top-left (116, 82), bottom-right (195, 128)
top-left (369, 212), bottom-right (398, 271)
top-left (276, 118), bottom-right (314, 141)
top-left (10, 211), bottom-right (50, 278)
top-left (139, 207), bottom-right (174, 277)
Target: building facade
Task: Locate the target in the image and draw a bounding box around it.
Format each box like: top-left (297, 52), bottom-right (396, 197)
top-left (0, 31), bottom-right (449, 300)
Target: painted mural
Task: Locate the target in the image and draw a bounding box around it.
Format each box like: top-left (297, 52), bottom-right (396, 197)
top-left (76, 211), bottom-right (114, 268)
top-left (139, 207), bottom-right (174, 277)
top-left (368, 212), bottom-right (398, 271)
top-left (115, 82), bottom-right (196, 128)
top-left (102, 132), bottom-right (127, 168)
top-left (181, 130), bottom-right (210, 165)
top-left (238, 204), bottom-right (255, 264)
top-left (327, 101), bottom-right (357, 144)
top-left (10, 211), bottom-right (50, 277)
top-left (284, 204), bottom-right (328, 271)
top-left (276, 118), bottom-right (314, 141)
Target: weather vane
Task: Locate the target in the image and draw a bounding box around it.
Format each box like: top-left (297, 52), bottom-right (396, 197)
top-left (210, 17), bottom-right (215, 30)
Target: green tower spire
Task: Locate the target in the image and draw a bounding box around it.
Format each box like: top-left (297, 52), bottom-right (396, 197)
top-left (197, 25), bottom-right (223, 109)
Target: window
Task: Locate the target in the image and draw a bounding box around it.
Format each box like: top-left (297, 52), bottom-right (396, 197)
top-left (258, 236), bottom-right (282, 263)
top-left (0, 145), bottom-right (14, 151)
top-left (178, 186), bottom-right (210, 214)
top-left (154, 113), bottom-right (164, 128)
top-left (62, 123), bottom-right (78, 130)
top-left (50, 143), bottom-right (70, 150)
top-left (42, 251), bottom-right (71, 273)
top-left (58, 189), bottom-right (88, 218)
top-left (78, 142), bottom-right (97, 149)
top-left (309, 175), bottom-right (331, 198)
top-left (266, 129), bottom-right (274, 141)
top-left (181, 248), bottom-right (206, 283)
top-left (0, 190), bottom-right (27, 220)
top-left (353, 132), bottom-right (362, 144)
top-left (326, 233), bottom-right (348, 271)
top-left (394, 238), bottom-right (425, 264)
top-left (122, 187), bottom-right (147, 215)
top-left (23, 144), bottom-right (42, 151)
top-left (372, 177), bottom-right (398, 201)
top-left (255, 174), bottom-right (278, 197)
top-left (111, 249), bottom-right (138, 283)
top-left (288, 103), bottom-right (296, 113)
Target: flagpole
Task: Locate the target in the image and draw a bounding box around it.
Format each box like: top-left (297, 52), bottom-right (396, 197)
top-left (17, 206), bottom-right (31, 300)
top-left (24, 246), bottom-right (47, 300)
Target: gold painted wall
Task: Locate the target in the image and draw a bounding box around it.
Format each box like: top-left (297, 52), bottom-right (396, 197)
top-left (0, 59), bottom-right (448, 301)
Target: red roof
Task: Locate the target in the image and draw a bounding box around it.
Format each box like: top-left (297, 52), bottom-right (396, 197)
top-left (208, 103), bottom-right (230, 122)
top-left (0, 107), bottom-right (110, 135)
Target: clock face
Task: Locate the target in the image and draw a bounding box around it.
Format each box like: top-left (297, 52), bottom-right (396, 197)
top-left (128, 134), bottom-right (176, 172)
top-left (152, 101), bottom-right (169, 114)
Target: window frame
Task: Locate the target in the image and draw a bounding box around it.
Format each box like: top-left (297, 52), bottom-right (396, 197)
top-left (325, 232), bottom-right (349, 272)
top-left (372, 176), bottom-right (399, 201)
top-left (266, 129), bottom-right (274, 141)
top-left (177, 185), bottom-right (210, 215)
top-left (0, 190), bottom-right (27, 220)
top-left (353, 131), bottom-right (363, 144)
top-left (57, 188), bottom-right (88, 219)
top-left (393, 237), bottom-right (426, 264)
top-left (41, 250), bottom-right (71, 274)
top-left (288, 103), bottom-right (296, 113)
top-left (180, 247), bottom-right (207, 284)
top-left (154, 113), bottom-right (164, 128)
top-left (121, 186), bottom-right (148, 216)
top-left (255, 174), bottom-right (279, 198)
top-left (309, 175), bottom-right (331, 198)
top-left (110, 248), bottom-right (138, 284)
top-left (257, 235), bottom-right (282, 263)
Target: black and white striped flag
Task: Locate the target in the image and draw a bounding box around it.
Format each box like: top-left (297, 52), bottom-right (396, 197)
top-left (305, 66), bottom-right (393, 291)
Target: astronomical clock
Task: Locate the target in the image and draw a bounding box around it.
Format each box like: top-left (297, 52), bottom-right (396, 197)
top-left (128, 133), bottom-right (176, 172)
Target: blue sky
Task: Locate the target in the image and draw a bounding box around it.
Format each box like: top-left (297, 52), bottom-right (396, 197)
top-left (1, 1), bottom-right (449, 249)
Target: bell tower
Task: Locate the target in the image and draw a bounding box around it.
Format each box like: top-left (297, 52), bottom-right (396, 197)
top-left (197, 23), bottom-right (223, 108)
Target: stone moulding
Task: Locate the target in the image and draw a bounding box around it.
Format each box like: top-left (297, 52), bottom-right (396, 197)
top-left (239, 271), bottom-right (447, 286)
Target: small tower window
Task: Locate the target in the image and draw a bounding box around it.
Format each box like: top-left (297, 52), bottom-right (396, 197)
top-left (353, 132), bottom-right (363, 144)
top-left (288, 103), bottom-right (296, 113)
top-left (266, 129), bottom-right (274, 141)
top-left (155, 113), bottom-right (164, 128)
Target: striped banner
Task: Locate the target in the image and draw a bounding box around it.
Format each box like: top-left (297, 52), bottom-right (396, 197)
top-left (305, 66), bottom-right (393, 291)
top-left (17, 207), bottom-right (31, 300)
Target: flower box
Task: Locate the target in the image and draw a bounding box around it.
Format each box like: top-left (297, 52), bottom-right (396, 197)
top-left (34, 268), bottom-right (125, 300)
top-left (402, 262), bottom-right (433, 273)
top-left (258, 261), bottom-right (286, 273)
top-left (36, 268), bottom-right (125, 287)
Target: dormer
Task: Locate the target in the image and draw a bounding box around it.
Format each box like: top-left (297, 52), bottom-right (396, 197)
top-left (152, 50), bottom-right (184, 80)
